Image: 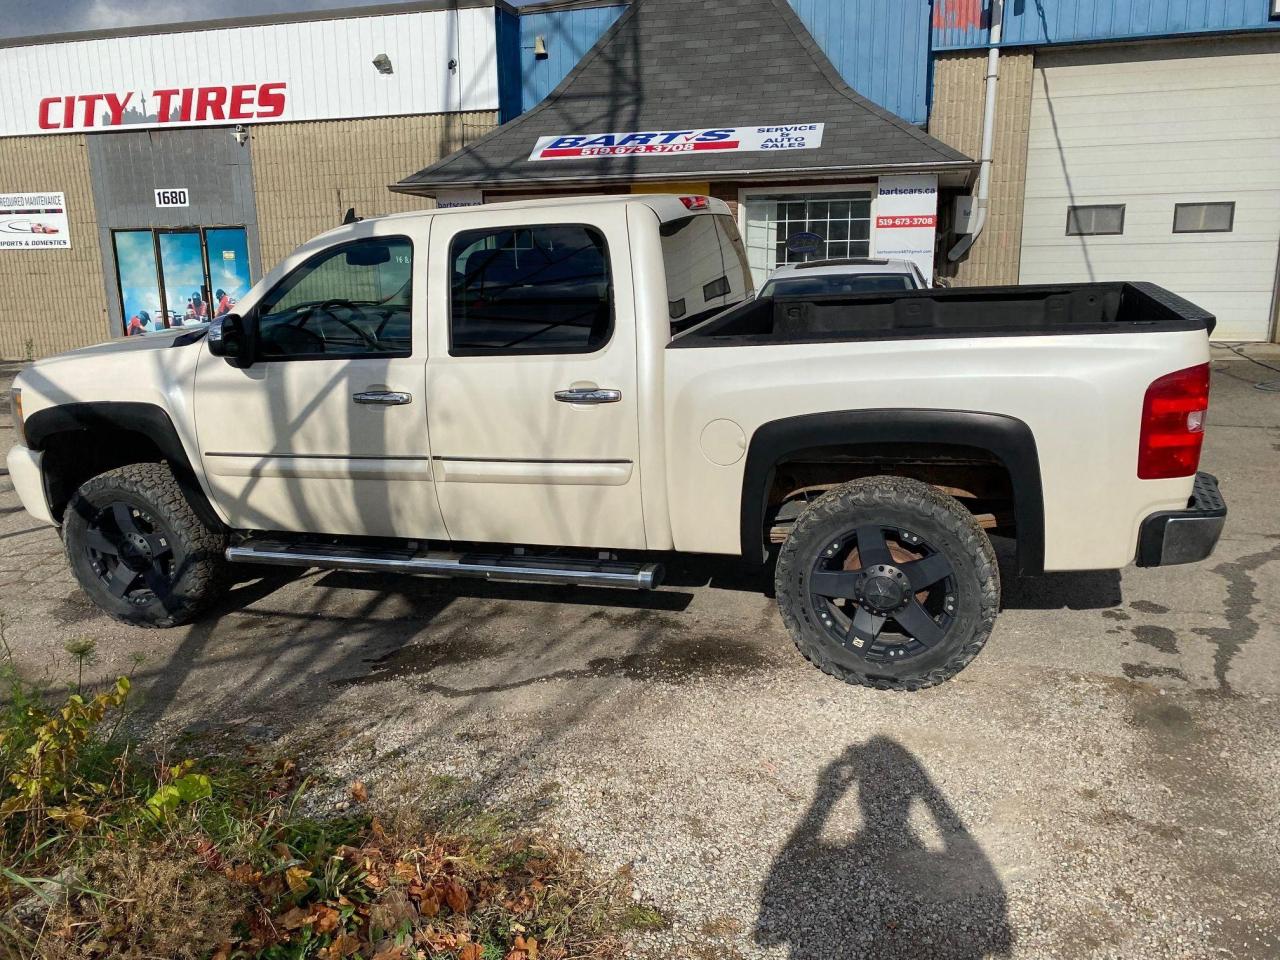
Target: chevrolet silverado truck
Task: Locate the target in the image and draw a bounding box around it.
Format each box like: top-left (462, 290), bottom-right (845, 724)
top-left (6, 195), bottom-right (1227, 690)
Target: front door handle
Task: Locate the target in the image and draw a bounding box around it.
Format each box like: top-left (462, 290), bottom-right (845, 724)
top-left (353, 391), bottom-right (413, 406)
top-left (554, 387), bottom-right (622, 404)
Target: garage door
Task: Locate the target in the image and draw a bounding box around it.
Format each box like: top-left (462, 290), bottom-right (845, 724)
top-left (1020, 36), bottom-right (1280, 341)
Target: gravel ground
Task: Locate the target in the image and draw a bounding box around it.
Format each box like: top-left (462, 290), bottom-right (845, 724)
top-left (2, 349), bottom-right (1279, 959)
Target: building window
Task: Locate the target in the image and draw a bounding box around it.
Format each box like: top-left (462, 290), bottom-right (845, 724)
top-left (1173, 202), bottom-right (1235, 234)
top-left (113, 226), bottom-right (251, 336)
top-left (743, 190), bottom-right (873, 285)
top-left (448, 223), bottom-right (612, 356)
top-left (1066, 205), bottom-right (1125, 237)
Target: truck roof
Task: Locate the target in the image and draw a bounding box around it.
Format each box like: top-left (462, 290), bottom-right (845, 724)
top-left (388, 193), bottom-right (730, 223)
top-left (306, 193), bottom-right (732, 249)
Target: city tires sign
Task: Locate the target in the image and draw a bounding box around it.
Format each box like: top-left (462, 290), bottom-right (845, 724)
top-left (530, 125), bottom-right (825, 161)
top-left (0, 8), bottom-right (500, 137)
top-left (0, 192), bottom-right (70, 250)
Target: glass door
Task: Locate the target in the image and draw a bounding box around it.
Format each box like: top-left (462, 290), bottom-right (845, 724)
top-left (204, 227), bottom-right (253, 318)
top-left (158, 230), bottom-right (207, 326)
top-left (113, 231), bottom-right (165, 336)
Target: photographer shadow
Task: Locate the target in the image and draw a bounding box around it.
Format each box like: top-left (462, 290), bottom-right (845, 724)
top-left (755, 737), bottom-right (1013, 960)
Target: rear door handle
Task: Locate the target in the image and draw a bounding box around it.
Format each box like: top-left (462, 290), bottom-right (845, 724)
top-left (554, 388), bottom-right (622, 404)
top-left (353, 391), bottom-right (413, 406)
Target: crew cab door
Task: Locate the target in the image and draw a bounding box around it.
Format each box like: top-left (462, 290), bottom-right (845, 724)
top-left (424, 208), bottom-right (646, 549)
top-left (193, 224), bottom-right (448, 540)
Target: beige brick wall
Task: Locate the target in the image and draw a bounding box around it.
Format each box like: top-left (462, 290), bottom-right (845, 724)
top-left (250, 111), bottom-right (499, 267)
top-left (0, 135), bottom-right (107, 358)
top-left (930, 50), bottom-right (1034, 286)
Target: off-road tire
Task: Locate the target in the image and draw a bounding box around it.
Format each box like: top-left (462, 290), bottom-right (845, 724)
top-left (776, 475), bottom-right (999, 691)
top-left (63, 462), bottom-right (227, 628)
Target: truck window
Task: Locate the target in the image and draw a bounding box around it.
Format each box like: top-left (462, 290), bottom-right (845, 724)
top-left (255, 236), bottom-right (413, 360)
top-left (448, 224), bottom-right (613, 356)
top-left (661, 214), bottom-right (753, 333)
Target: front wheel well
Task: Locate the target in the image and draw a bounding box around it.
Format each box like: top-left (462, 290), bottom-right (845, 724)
top-left (41, 429), bottom-right (171, 522)
top-left (30, 407), bottom-right (222, 532)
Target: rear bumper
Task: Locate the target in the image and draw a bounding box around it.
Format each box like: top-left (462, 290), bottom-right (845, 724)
top-left (1136, 472), bottom-right (1226, 567)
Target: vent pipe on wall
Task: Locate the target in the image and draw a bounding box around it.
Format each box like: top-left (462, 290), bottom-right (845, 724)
top-left (949, 0), bottom-right (1005, 261)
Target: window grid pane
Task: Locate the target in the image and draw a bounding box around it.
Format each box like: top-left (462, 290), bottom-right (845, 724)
top-left (742, 191), bottom-right (874, 285)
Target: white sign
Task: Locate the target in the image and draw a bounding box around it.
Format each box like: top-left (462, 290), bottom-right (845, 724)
top-left (873, 174), bottom-right (939, 281)
top-left (0, 8), bottom-right (499, 137)
top-left (435, 189), bottom-right (484, 209)
top-left (154, 188), bottom-right (189, 208)
top-left (0, 191), bottom-right (70, 250)
top-left (530, 124), bottom-right (825, 161)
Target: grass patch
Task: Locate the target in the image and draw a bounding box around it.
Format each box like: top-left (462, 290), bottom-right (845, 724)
top-left (0, 623), bottom-right (649, 959)
top-left (619, 904), bottom-right (668, 933)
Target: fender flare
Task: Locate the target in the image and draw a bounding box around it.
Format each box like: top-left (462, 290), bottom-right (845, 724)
top-left (739, 408), bottom-right (1045, 575)
top-left (23, 401), bottom-right (223, 529)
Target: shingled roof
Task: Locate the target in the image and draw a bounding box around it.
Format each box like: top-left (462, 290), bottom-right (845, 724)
top-left (392, 0), bottom-right (974, 195)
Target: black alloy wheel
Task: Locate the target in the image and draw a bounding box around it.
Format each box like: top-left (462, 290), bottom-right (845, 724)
top-left (807, 523), bottom-right (957, 664)
top-left (63, 462), bottom-right (227, 628)
top-left (82, 500), bottom-right (178, 605)
top-left (775, 475), bottom-right (1000, 691)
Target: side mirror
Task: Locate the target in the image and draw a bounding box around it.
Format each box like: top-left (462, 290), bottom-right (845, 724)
top-left (207, 313), bottom-right (253, 367)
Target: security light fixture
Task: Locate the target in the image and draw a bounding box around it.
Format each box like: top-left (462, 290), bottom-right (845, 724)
top-left (534, 35), bottom-right (548, 58)
top-left (372, 53), bottom-right (393, 75)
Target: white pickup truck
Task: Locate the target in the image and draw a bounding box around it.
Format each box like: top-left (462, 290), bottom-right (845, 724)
top-left (6, 195), bottom-right (1226, 690)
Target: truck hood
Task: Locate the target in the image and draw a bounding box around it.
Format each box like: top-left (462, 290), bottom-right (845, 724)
top-left (16, 326), bottom-right (207, 411)
top-left (38, 326), bottom-right (207, 361)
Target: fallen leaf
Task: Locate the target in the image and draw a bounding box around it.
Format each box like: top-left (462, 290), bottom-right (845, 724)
top-left (279, 907), bottom-right (309, 931)
top-left (351, 780), bottom-right (369, 803)
top-left (371, 944), bottom-right (406, 960)
top-left (313, 904), bottom-right (340, 934)
top-left (444, 880), bottom-right (470, 914)
top-left (328, 932), bottom-right (362, 958)
top-left (393, 860), bottom-right (418, 883)
top-left (459, 945), bottom-right (484, 960)
top-left (286, 866), bottom-right (313, 895)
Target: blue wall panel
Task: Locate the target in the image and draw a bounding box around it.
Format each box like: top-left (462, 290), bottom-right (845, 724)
top-left (496, 7), bottom-right (524, 124)
top-left (932, 0), bottom-right (1280, 50)
top-left (519, 5), bottom-right (627, 114)
top-left (789, 0), bottom-right (934, 124)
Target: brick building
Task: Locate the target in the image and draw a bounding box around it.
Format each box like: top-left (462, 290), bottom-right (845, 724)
top-left (0, 1), bottom-right (514, 357)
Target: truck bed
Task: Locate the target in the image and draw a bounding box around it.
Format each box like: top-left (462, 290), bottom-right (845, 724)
top-left (669, 281), bottom-right (1215, 348)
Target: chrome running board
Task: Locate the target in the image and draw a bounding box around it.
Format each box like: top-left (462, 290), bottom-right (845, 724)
top-left (225, 539), bottom-right (664, 590)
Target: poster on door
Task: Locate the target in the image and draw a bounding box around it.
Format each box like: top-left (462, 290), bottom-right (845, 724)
top-left (873, 175), bottom-right (938, 282)
top-left (0, 191), bottom-right (71, 249)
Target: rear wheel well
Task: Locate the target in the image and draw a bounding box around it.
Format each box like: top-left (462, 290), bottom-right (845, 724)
top-left (764, 443), bottom-right (1016, 546)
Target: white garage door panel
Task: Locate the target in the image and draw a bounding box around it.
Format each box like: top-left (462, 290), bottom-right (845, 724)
top-left (1021, 37), bottom-right (1280, 341)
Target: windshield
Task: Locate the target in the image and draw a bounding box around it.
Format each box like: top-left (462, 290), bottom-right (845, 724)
top-left (760, 273), bottom-right (918, 298)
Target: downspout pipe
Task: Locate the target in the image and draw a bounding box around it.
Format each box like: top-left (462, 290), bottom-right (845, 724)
top-left (949, 0), bottom-right (1005, 261)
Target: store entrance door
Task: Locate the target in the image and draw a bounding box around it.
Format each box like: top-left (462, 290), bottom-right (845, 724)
top-left (112, 226), bottom-right (252, 336)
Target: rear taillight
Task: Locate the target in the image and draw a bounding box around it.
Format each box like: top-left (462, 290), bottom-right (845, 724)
top-left (679, 196), bottom-right (710, 210)
top-left (1137, 363), bottom-right (1210, 479)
